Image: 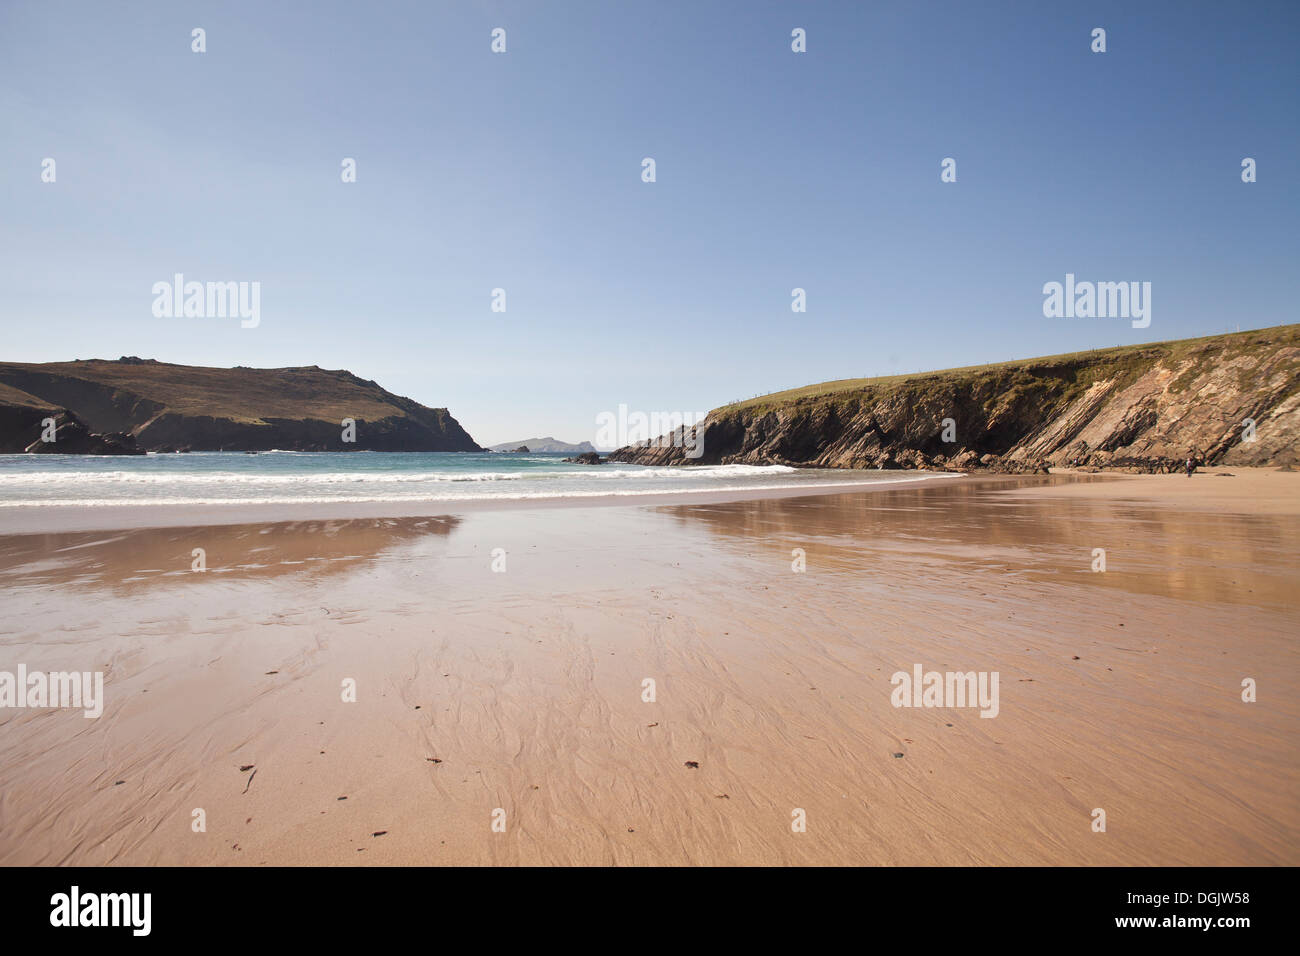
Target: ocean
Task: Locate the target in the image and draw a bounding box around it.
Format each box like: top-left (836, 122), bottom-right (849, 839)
top-left (0, 451), bottom-right (955, 508)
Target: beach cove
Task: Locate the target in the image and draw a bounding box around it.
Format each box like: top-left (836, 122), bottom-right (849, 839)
top-left (0, 470), bottom-right (1294, 866)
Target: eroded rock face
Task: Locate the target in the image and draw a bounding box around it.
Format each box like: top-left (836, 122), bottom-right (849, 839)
top-left (21, 411), bottom-right (145, 455)
top-left (609, 326), bottom-right (1299, 472)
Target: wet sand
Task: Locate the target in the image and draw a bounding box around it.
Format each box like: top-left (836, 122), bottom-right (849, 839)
top-left (0, 471), bottom-right (1296, 865)
top-left (0, 472), bottom-right (962, 534)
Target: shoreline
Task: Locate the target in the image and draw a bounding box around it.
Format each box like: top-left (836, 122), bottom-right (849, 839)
top-left (0, 471), bottom-right (972, 533)
top-left (1, 468), bottom-right (1295, 865)
top-left (4, 465), bottom-right (1291, 534)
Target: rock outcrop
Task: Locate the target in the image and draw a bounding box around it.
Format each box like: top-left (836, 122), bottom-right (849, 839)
top-left (609, 325), bottom-right (1299, 472)
top-left (20, 410), bottom-right (144, 455)
top-left (488, 437), bottom-right (598, 454)
top-left (0, 358), bottom-right (482, 454)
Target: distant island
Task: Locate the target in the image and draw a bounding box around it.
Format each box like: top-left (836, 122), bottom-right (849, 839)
top-left (0, 357), bottom-right (482, 454)
top-left (610, 325), bottom-right (1300, 472)
top-left (487, 437), bottom-right (597, 454)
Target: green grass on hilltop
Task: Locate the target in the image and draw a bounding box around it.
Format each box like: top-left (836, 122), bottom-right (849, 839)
top-left (0, 359), bottom-right (422, 423)
top-left (718, 324), bottom-right (1300, 418)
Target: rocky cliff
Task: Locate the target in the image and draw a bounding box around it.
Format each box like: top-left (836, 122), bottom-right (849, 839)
top-left (0, 358), bottom-right (482, 453)
top-left (609, 325), bottom-right (1299, 472)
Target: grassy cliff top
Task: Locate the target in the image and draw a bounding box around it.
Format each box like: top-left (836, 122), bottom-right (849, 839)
top-left (0, 380), bottom-right (51, 408)
top-left (718, 324), bottom-right (1300, 418)
top-left (0, 358), bottom-right (437, 423)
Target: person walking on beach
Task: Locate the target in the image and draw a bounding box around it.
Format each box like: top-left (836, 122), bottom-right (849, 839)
top-left (1185, 456), bottom-right (1195, 477)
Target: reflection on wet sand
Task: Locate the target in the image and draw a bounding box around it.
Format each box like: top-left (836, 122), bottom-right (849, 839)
top-left (0, 473), bottom-right (1295, 866)
top-left (0, 516), bottom-right (462, 593)
top-left (659, 476), bottom-right (1300, 610)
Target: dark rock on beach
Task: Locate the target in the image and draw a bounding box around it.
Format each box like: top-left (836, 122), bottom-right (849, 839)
top-left (18, 410), bottom-right (144, 455)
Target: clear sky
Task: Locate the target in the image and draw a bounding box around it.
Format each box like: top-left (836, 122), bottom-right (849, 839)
top-left (2, 1), bottom-right (1296, 447)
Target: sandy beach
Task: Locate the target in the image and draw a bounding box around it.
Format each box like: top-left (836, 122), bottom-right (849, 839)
top-left (0, 469), bottom-right (1296, 866)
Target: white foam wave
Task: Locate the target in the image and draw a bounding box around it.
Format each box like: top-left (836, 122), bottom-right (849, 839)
top-left (0, 473), bottom-right (961, 507)
top-left (0, 463), bottom-right (797, 486)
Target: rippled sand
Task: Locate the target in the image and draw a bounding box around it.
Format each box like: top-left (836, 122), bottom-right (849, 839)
top-left (0, 470), bottom-right (1295, 865)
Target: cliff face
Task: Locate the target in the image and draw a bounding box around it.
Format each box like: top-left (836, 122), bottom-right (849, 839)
top-left (609, 325), bottom-right (1300, 472)
top-left (0, 358), bottom-right (482, 453)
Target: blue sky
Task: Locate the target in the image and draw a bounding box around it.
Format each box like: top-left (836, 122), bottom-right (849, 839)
top-left (2, 0), bottom-right (1296, 447)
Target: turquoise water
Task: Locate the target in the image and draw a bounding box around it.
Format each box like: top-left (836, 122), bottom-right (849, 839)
top-left (0, 451), bottom-right (954, 508)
